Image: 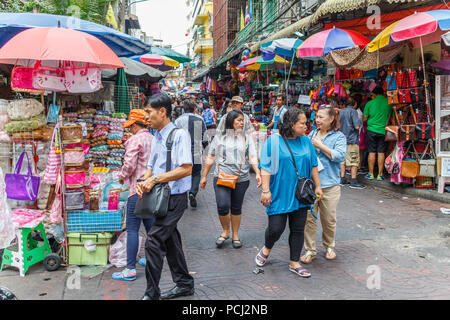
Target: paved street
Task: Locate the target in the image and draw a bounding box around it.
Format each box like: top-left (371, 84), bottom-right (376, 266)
top-left (1, 173), bottom-right (450, 300)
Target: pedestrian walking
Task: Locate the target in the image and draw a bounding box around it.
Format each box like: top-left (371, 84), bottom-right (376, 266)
top-left (202, 102), bottom-right (217, 129)
top-left (363, 87), bottom-right (393, 181)
top-left (266, 94), bottom-right (288, 130)
top-left (256, 108), bottom-right (322, 278)
top-left (217, 96), bottom-right (254, 134)
top-left (138, 94), bottom-right (194, 301)
top-left (113, 110), bottom-right (155, 281)
top-left (301, 106), bottom-right (347, 264)
top-left (339, 97), bottom-right (365, 189)
top-left (200, 110), bottom-right (261, 249)
top-left (175, 98), bottom-right (208, 208)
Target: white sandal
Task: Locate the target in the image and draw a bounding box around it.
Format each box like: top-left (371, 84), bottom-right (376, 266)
top-left (325, 248), bottom-right (336, 260)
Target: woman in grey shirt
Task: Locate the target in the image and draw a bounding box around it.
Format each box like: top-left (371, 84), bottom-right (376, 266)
top-left (200, 110), bottom-right (262, 249)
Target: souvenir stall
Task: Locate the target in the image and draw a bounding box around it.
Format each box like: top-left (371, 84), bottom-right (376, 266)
top-left (0, 27), bottom-right (129, 276)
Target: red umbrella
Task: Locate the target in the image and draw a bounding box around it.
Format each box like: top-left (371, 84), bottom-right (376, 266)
top-left (0, 27), bottom-right (124, 69)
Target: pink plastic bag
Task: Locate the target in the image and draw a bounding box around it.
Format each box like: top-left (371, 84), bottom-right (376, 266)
top-left (64, 148), bottom-right (85, 165)
top-left (108, 231), bottom-right (144, 268)
top-left (11, 66), bottom-right (43, 93)
top-left (108, 190), bottom-right (120, 210)
top-left (64, 170), bottom-right (86, 188)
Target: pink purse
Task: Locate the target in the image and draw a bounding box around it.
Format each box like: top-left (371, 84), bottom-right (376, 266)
top-left (65, 64), bottom-right (102, 93)
top-left (11, 66), bottom-right (44, 94)
top-left (43, 125), bottom-right (62, 184)
top-left (108, 189), bottom-right (120, 211)
top-left (64, 170), bottom-right (86, 188)
top-left (64, 148), bottom-right (85, 166)
top-left (49, 173), bottom-right (62, 224)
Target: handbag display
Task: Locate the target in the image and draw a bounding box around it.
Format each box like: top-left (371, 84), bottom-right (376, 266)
top-left (134, 128), bottom-right (178, 219)
top-left (10, 66), bottom-right (44, 94)
top-left (5, 152), bottom-right (40, 201)
top-left (64, 170), bottom-right (86, 188)
top-left (32, 66), bottom-right (66, 92)
top-left (282, 136), bottom-right (316, 205)
top-left (386, 73), bottom-right (397, 90)
top-left (415, 122), bottom-right (434, 140)
top-left (43, 125), bottom-right (62, 184)
top-left (418, 139), bottom-right (436, 177)
top-left (384, 143), bottom-right (400, 175)
top-left (385, 107), bottom-right (400, 142)
top-left (399, 105), bottom-right (417, 141)
top-left (216, 137), bottom-right (246, 189)
top-left (410, 87), bottom-right (424, 103)
top-left (398, 89), bottom-right (412, 104)
top-left (387, 90), bottom-right (399, 105)
top-left (401, 142), bottom-right (420, 178)
top-left (64, 65), bottom-right (102, 93)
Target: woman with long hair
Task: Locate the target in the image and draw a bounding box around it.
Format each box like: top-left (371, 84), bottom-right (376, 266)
top-left (301, 106), bottom-right (347, 264)
top-left (256, 108), bottom-right (323, 278)
top-left (200, 110), bottom-right (261, 249)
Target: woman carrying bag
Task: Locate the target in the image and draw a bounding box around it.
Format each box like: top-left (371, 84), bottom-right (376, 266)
top-left (200, 110), bottom-right (261, 249)
top-left (256, 108), bottom-right (322, 278)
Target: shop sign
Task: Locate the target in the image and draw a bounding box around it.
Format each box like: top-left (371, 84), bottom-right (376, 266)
top-left (298, 95), bottom-right (311, 105)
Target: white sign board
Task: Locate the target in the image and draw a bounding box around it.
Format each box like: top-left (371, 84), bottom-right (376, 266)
top-left (298, 95), bottom-right (311, 105)
top-left (442, 157), bottom-right (450, 177)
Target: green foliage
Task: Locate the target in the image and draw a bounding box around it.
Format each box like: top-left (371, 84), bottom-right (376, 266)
top-left (0, 0), bottom-right (117, 26)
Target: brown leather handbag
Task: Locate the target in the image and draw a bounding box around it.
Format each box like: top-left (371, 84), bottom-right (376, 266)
top-left (399, 105), bottom-right (417, 141)
top-left (401, 142), bottom-right (420, 178)
top-left (385, 107), bottom-right (400, 142)
top-left (216, 137), bottom-right (246, 189)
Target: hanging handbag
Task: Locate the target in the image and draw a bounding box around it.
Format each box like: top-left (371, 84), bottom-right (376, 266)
top-left (418, 139), bottom-right (436, 177)
top-left (282, 136), bottom-right (316, 205)
top-left (415, 122), bottom-right (434, 140)
top-left (386, 73), bottom-right (397, 90)
top-left (10, 66), bottom-right (44, 94)
top-left (385, 143), bottom-right (400, 174)
top-left (407, 70), bottom-right (418, 87)
top-left (33, 66), bottom-right (67, 92)
top-left (409, 87), bottom-right (424, 103)
top-left (399, 105), bottom-right (417, 141)
top-left (385, 107), bottom-right (400, 142)
top-left (134, 128), bottom-right (178, 219)
top-left (5, 152), bottom-right (40, 201)
top-left (401, 142), bottom-right (420, 178)
top-left (387, 90), bottom-right (399, 105)
top-left (64, 64), bottom-right (102, 93)
top-left (43, 125), bottom-right (61, 184)
top-left (216, 136), bottom-right (246, 189)
top-left (49, 173), bottom-right (63, 224)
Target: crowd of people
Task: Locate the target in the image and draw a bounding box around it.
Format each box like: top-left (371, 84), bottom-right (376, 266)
top-left (110, 86), bottom-right (393, 300)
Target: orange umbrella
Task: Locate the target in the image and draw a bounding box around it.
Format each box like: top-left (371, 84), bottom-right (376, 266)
top-left (0, 27), bottom-right (124, 69)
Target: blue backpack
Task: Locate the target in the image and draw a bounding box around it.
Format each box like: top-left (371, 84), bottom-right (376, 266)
top-left (202, 109), bottom-right (214, 126)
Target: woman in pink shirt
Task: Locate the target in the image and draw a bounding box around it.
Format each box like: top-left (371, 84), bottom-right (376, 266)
top-left (113, 109), bottom-right (154, 281)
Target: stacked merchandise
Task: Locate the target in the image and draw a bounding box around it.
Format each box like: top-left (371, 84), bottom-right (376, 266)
top-left (107, 113), bottom-right (126, 170)
top-left (4, 99), bottom-right (47, 136)
top-left (90, 110), bottom-right (110, 169)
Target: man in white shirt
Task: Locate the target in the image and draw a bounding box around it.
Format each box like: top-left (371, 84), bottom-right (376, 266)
top-left (267, 94), bottom-right (288, 130)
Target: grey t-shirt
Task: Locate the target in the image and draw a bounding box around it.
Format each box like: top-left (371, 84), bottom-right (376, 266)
top-left (209, 133), bottom-right (257, 183)
top-left (340, 106), bottom-right (362, 145)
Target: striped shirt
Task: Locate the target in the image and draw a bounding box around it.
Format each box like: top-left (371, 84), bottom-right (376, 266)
top-left (118, 128), bottom-right (153, 198)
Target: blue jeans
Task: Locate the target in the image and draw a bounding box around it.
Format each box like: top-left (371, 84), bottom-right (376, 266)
top-left (126, 194), bottom-right (155, 269)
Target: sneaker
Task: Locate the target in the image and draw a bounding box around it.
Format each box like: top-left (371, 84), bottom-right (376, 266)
top-left (189, 193), bottom-right (197, 208)
top-left (340, 177), bottom-right (349, 186)
top-left (112, 268), bottom-right (137, 281)
top-left (376, 175), bottom-right (386, 181)
top-left (357, 168), bottom-right (368, 175)
top-left (349, 182), bottom-right (367, 189)
top-left (138, 258), bottom-right (146, 267)
top-left (365, 173), bottom-right (375, 180)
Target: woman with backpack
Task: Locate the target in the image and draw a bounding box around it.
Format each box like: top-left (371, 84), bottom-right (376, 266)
top-left (202, 102), bottom-right (217, 129)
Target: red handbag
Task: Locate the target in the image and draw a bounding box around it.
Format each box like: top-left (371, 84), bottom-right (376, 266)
top-left (398, 89), bottom-right (412, 103)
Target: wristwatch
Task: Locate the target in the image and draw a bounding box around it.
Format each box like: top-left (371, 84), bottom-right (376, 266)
top-left (153, 176), bottom-right (160, 184)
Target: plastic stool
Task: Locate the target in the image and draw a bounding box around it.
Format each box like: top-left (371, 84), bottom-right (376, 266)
top-left (1, 222), bottom-right (51, 277)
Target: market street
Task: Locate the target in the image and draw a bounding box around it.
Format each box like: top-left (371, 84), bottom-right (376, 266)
top-left (1, 174), bottom-right (449, 300)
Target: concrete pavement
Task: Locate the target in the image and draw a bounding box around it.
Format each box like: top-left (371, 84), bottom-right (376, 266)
top-left (1, 172), bottom-right (449, 300)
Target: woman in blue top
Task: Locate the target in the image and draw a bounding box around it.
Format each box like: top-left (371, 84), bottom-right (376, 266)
top-left (255, 108), bottom-right (323, 278)
top-left (301, 106), bottom-right (347, 264)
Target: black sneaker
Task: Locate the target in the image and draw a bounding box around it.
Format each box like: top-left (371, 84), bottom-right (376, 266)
top-left (349, 182), bottom-right (366, 189)
top-left (340, 177), bottom-right (349, 186)
top-left (189, 193), bottom-right (197, 208)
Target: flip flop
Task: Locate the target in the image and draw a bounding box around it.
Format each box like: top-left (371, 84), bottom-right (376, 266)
top-left (289, 266), bottom-right (311, 278)
top-left (216, 235), bottom-right (229, 248)
top-left (112, 268), bottom-right (137, 281)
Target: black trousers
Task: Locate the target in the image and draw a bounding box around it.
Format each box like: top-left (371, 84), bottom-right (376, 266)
top-left (190, 164), bottom-right (202, 197)
top-left (213, 177), bottom-right (250, 216)
top-left (144, 193), bottom-right (194, 299)
top-left (264, 208), bottom-right (308, 262)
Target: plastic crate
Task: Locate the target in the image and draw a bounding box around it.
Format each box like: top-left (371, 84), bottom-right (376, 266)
top-left (66, 207), bottom-right (125, 232)
top-left (67, 232), bottom-right (112, 266)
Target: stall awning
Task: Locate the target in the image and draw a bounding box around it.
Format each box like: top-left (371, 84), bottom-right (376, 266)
top-left (250, 0), bottom-right (437, 53)
top-left (192, 66), bottom-right (213, 81)
top-left (164, 79), bottom-right (177, 89)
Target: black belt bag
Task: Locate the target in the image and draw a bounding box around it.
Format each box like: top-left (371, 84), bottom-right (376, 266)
top-left (135, 128), bottom-right (178, 219)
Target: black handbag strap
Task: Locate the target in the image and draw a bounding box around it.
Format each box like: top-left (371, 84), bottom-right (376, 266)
top-left (281, 135), bottom-right (300, 179)
top-left (165, 128), bottom-right (178, 173)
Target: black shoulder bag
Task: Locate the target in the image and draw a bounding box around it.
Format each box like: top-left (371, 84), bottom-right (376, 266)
top-left (282, 136), bottom-right (317, 205)
top-left (134, 128), bottom-right (178, 219)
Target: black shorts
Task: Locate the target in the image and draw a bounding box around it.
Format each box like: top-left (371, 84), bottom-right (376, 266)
top-left (366, 130), bottom-right (388, 153)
